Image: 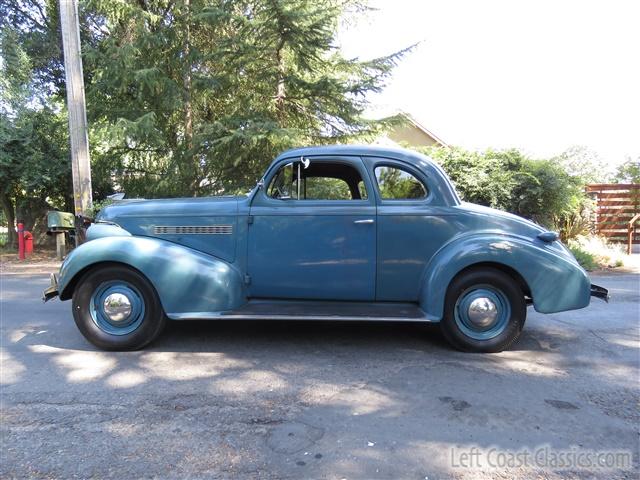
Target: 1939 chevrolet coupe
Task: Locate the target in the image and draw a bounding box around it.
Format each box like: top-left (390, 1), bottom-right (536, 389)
top-left (43, 146), bottom-right (609, 352)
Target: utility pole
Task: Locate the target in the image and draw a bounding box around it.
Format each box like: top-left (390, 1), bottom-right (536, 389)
top-left (59, 0), bottom-right (92, 227)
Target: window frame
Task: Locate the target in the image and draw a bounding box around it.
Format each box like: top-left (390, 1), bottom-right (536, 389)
top-left (261, 156), bottom-right (375, 206)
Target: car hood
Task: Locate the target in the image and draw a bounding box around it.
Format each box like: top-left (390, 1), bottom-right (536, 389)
top-left (94, 196), bottom-right (241, 262)
top-left (96, 196), bottom-right (240, 223)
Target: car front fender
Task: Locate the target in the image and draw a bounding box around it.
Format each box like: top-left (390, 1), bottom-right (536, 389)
top-left (418, 233), bottom-right (591, 320)
top-left (58, 236), bottom-right (246, 316)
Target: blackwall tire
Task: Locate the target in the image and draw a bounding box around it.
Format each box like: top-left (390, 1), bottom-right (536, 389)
top-left (72, 264), bottom-right (166, 351)
top-left (440, 267), bottom-right (526, 353)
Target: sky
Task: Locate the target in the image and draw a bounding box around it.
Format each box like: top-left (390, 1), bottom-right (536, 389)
top-left (338, 0), bottom-right (640, 165)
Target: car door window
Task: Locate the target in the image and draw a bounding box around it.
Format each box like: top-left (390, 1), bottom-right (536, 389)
top-left (269, 162), bottom-right (295, 199)
top-left (374, 165), bottom-right (427, 200)
top-left (304, 177), bottom-right (352, 200)
top-left (268, 161), bottom-right (368, 200)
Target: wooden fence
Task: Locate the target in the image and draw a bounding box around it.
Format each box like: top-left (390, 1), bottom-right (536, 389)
top-left (586, 183), bottom-right (640, 253)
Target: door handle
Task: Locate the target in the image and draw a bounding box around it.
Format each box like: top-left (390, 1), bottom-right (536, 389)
top-left (354, 219), bottom-right (375, 224)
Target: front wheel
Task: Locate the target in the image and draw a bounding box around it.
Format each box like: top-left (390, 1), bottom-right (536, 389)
top-left (440, 268), bottom-right (526, 353)
top-left (72, 264), bottom-right (166, 350)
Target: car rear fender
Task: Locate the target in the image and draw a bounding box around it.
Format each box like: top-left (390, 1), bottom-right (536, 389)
top-left (418, 233), bottom-right (591, 320)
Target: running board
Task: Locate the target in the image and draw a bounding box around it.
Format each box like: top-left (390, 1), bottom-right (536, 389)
top-left (167, 300), bottom-right (439, 322)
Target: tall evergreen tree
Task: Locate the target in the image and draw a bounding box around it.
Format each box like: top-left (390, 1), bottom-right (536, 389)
top-left (86, 0), bottom-right (405, 197)
top-left (0, 0), bottom-right (406, 241)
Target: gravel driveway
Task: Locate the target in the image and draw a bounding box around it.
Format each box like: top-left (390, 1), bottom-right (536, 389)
top-left (1, 270), bottom-right (638, 479)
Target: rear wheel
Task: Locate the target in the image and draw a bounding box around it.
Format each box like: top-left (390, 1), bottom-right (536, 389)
top-left (72, 264), bottom-right (166, 350)
top-left (440, 268), bottom-right (526, 353)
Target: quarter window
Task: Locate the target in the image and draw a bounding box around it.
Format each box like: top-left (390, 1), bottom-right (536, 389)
top-left (374, 166), bottom-right (427, 200)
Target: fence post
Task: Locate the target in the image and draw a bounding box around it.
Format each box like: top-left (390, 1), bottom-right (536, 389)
top-left (629, 213), bottom-right (640, 255)
top-left (17, 223), bottom-right (25, 260)
top-left (56, 232), bottom-right (66, 261)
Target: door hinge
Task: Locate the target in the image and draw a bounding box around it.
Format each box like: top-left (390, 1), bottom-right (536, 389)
top-left (247, 215), bottom-right (254, 225)
top-left (244, 274), bottom-right (251, 285)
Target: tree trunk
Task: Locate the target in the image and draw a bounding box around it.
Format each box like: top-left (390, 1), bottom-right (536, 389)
top-left (0, 191), bottom-right (17, 248)
top-left (183, 0), bottom-right (198, 196)
top-left (275, 35), bottom-right (286, 116)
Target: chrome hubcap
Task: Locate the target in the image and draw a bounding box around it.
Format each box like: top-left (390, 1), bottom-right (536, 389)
top-left (102, 293), bottom-right (132, 323)
top-left (467, 297), bottom-right (498, 328)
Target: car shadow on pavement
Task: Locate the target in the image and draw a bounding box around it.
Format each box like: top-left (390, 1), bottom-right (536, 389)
top-left (4, 272), bottom-right (639, 479)
top-left (5, 315), bottom-right (638, 479)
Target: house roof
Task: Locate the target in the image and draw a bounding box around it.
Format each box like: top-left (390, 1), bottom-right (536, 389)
top-left (399, 113), bottom-right (448, 147)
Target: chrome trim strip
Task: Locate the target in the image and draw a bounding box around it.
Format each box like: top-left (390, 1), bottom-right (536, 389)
top-left (166, 312), bottom-right (439, 322)
top-left (153, 225), bottom-right (233, 235)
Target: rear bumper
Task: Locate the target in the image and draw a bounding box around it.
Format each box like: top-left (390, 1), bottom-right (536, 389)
top-left (590, 283), bottom-right (610, 302)
top-left (42, 273), bottom-right (59, 302)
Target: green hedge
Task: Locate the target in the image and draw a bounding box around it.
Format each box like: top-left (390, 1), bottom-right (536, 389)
top-left (418, 146), bottom-right (588, 236)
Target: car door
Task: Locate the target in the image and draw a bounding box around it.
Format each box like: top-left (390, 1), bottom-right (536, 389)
top-left (364, 157), bottom-right (457, 302)
top-left (247, 156), bottom-right (377, 301)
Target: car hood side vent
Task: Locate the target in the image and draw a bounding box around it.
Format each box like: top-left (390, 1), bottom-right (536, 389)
top-left (153, 225), bottom-right (233, 235)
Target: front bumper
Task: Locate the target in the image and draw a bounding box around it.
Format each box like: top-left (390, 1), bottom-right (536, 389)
top-left (42, 273), bottom-right (59, 302)
top-left (590, 283), bottom-right (610, 302)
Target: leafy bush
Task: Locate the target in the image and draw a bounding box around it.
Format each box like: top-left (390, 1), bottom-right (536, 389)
top-left (86, 199), bottom-right (116, 220)
top-left (568, 244), bottom-right (598, 271)
top-left (555, 207), bottom-right (594, 243)
top-left (419, 146), bottom-right (590, 237)
top-left (614, 157), bottom-right (640, 183)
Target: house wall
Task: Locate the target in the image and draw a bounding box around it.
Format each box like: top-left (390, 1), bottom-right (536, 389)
top-left (387, 124), bottom-right (441, 148)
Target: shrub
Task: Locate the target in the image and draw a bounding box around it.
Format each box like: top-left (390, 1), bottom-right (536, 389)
top-left (86, 198), bottom-right (116, 219)
top-left (419, 146), bottom-right (589, 237)
top-left (568, 244), bottom-right (598, 271)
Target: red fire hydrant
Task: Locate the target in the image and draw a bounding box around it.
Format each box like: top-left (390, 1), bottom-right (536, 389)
top-left (17, 223), bottom-right (25, 260)
top-left (24, 231), bottom-right (33, 256)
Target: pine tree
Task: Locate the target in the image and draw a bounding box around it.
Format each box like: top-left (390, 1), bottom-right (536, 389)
top-left (86, 0), bottom-right (405, 197)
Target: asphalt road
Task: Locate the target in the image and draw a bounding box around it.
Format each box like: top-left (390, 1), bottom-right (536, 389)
top-left (1, 271), bottom-right (639, 479)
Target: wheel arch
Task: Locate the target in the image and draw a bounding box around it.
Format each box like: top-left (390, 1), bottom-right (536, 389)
top-left (418, 233), bottom-right (590, 319)
top-left (57, 236), bottom-right (247, 316)
top-left (60, 260), bottom-right (149, 301)
top-left (447, 262), bottom-right (531, 299)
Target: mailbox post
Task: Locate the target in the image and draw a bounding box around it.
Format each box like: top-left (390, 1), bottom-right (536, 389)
top-left (47, 211), bottom-right (76, 260)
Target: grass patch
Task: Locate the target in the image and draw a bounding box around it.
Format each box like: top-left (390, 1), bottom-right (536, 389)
top-left (568, 235), bottom-right (626, 271)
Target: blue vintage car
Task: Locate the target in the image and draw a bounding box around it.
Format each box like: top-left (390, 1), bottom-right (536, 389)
top-left (43, 146), bottom-right (608, 352)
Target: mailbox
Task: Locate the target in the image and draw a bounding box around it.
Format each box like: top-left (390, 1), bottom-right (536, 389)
top-left (47, 211), bottom-right (75, 231)
top-left (47, 211), bottom-right (75, 260)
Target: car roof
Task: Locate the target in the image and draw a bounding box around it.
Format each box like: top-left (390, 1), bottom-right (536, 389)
top-left (276, 144), bottom-right (430, 165)
top-left (274, 144), bottom-right (461, 206)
